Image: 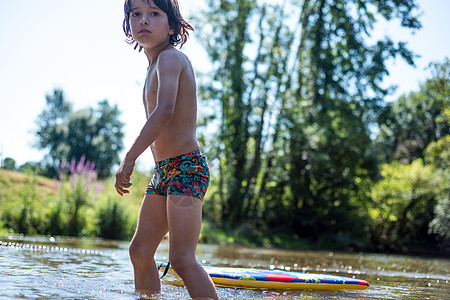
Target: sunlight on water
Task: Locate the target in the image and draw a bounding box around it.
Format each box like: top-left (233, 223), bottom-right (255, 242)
top-left (0, 236), bottom-right (449, 299)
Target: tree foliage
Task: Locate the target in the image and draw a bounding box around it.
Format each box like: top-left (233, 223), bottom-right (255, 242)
top-left (369, 160), bottom-right (439, 251)
top-left (368, 133), bottom-right (450, 253)
top-left (376, 59), bottom-right (450, 164)
top-left (2, 158), bottom-right (16, 170)
top-left (196, 0), bottom-right (422, 248)
top-left (426, 136), bottom-right (450, 250)
top-left (35, 89), bottom-right (125, 178)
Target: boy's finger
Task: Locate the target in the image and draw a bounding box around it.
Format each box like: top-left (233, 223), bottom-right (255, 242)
top-left (115, 182), bottom-right (131, 195)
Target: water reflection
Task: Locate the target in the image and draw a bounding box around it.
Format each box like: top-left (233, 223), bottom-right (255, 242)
top-left (0, 236), bottom-right (449, 299)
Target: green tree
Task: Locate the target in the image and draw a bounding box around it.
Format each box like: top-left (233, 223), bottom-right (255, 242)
top-left (35, 89), bottom-right (125, 178)
top-left (18, 162), bottom-right (42, 174)
top-left (2, 157), bottom-right (16, 170)
top-left (368, 160), bottom-right (442, 252)
top-left (370, 59), bottom-right (449, 252)
top-left (376, 59), bottom-right (450, 163)
top-left (367, 135), bottom-right (449, 254)
top-left (197, 0), bottom-right (421, 246)
top-left (426, 136), bottom-right (450, 250)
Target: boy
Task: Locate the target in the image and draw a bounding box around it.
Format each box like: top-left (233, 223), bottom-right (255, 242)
top-left (115, 0), bottom-right (218, 299)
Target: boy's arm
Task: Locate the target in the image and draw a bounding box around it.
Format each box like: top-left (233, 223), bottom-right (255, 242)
top-left (126, 51), bottom-right (182, 160)
top-left (115, 51), bottom-right (182, 195)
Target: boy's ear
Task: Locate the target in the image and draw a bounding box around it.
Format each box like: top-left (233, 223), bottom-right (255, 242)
top-left (169, 27), bottom-right (175, 35)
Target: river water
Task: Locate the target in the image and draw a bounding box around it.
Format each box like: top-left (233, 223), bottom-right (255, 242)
top-left (0, 236), bottom-right (448, 299)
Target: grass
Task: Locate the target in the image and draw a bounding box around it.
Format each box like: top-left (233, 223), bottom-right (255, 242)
top-left (0, 168), bottom-right (56, 196)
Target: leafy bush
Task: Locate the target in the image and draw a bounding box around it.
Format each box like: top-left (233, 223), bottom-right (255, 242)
top-left (426, 136), bottom-right (450, 250)
top-left (429, 193), bottom-right (450, 249)
top-left (368, 160), bottom-right (440, 252)
top-left (368, 148), bottom-right (449, 253)
top-left (96, 196), bottom-right (133, 240)
top-left (1, 170), bottom-right (45, 235)
top-left (51, 156), bottom-right (102, 236)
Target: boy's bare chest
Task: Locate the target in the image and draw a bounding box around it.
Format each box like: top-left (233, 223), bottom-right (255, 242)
top-left (143, 69), bottom-right (158, 112)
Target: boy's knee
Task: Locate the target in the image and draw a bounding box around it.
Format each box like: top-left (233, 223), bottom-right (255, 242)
top-left (169, 253), bottom-right (196, 274)
top-left (129, 241), bottom-right (139, 262)
top-left (129, 241), bottom-right (149, 265)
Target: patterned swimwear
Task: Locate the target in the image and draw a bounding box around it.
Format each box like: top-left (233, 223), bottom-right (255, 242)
top-left (146, 150), bottom-right (210, 200)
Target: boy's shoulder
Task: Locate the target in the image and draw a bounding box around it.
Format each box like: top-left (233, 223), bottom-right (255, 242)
top-left (157, 47), bottom-right (190, 68)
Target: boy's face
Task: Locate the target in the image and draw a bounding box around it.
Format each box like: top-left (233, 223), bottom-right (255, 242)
top-left (129, 0), bottom-right (174, 50)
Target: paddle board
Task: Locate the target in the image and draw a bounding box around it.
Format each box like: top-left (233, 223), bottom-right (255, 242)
top-left (157, 262), bottom-right (369, 290)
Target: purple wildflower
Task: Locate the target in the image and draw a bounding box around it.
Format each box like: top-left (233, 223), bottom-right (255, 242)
top-left (93, 182), bottom-right (103, 194)
top-left (55, 155), bottom-right (102, 204)
top-left (70, 158), bottom-right (76, 174)
top-left (76, 156), bottom-right (86, 173)
top-left (53, 177), bottom-right (59, 191)
top-left (71, 174), bottom-right (78, 188)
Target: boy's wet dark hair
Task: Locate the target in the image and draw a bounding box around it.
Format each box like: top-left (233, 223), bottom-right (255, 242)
top-left (123, 0), bottom-right (194, 51)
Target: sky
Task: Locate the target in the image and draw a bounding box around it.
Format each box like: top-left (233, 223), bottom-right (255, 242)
top-left (0, 0), bottom-right (449, 172)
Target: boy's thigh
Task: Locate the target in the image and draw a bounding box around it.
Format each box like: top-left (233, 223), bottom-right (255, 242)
top-left (167, 194), bottom-right (203, 255)
top-left (167, 155), bottom-right (210, 201)
top-left (132, 194), bottom-right (169, 246)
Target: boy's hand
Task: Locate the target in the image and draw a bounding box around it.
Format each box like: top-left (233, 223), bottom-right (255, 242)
top-left (115, 158), bottom-right (135, 196)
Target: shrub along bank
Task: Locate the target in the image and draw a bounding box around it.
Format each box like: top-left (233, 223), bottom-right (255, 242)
top-left (0, 166), bottom-right (142, 241)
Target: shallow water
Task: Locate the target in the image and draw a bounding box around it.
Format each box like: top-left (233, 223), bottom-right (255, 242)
top-left (0, 236), bottom-right (449, 299)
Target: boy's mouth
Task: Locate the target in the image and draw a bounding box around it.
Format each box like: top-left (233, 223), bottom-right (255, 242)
top-left (138, 29), bottom-right (151, 34)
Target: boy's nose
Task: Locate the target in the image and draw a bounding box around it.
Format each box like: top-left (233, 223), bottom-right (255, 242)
top-left (140, 18), bottom-right (149, 25)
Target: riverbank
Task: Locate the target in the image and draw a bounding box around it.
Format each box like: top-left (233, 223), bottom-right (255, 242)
top-left (1, 168), bottom-right (448, 257)
top-left (0, 169), bottom-right (322, 251)
top-left (0, 168), bottom-right (335, 251)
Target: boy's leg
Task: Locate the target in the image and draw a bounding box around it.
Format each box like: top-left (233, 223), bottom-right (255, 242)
top-left (167, 195), bottom-right (218, 300)
top-left (129, 194), bottom-right (168, 293)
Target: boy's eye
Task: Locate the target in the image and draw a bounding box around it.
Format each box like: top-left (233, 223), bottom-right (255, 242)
top-left (151, 12), bottom-right (160, 16)
top-left (131, 12), bottom-right (140, 17)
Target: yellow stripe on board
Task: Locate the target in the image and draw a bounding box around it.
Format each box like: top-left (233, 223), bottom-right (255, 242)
top-left (211, 277), bottom-right (369, 290)
top-left (160, 264), bottom-right (369, 291)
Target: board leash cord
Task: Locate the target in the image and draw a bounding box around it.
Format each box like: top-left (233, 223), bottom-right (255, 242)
top-left (158, 262), bottom-right (171, 279)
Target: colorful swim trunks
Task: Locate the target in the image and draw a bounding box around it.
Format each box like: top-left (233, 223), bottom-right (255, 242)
top-left (146, 150), bottom-right (210, 200)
